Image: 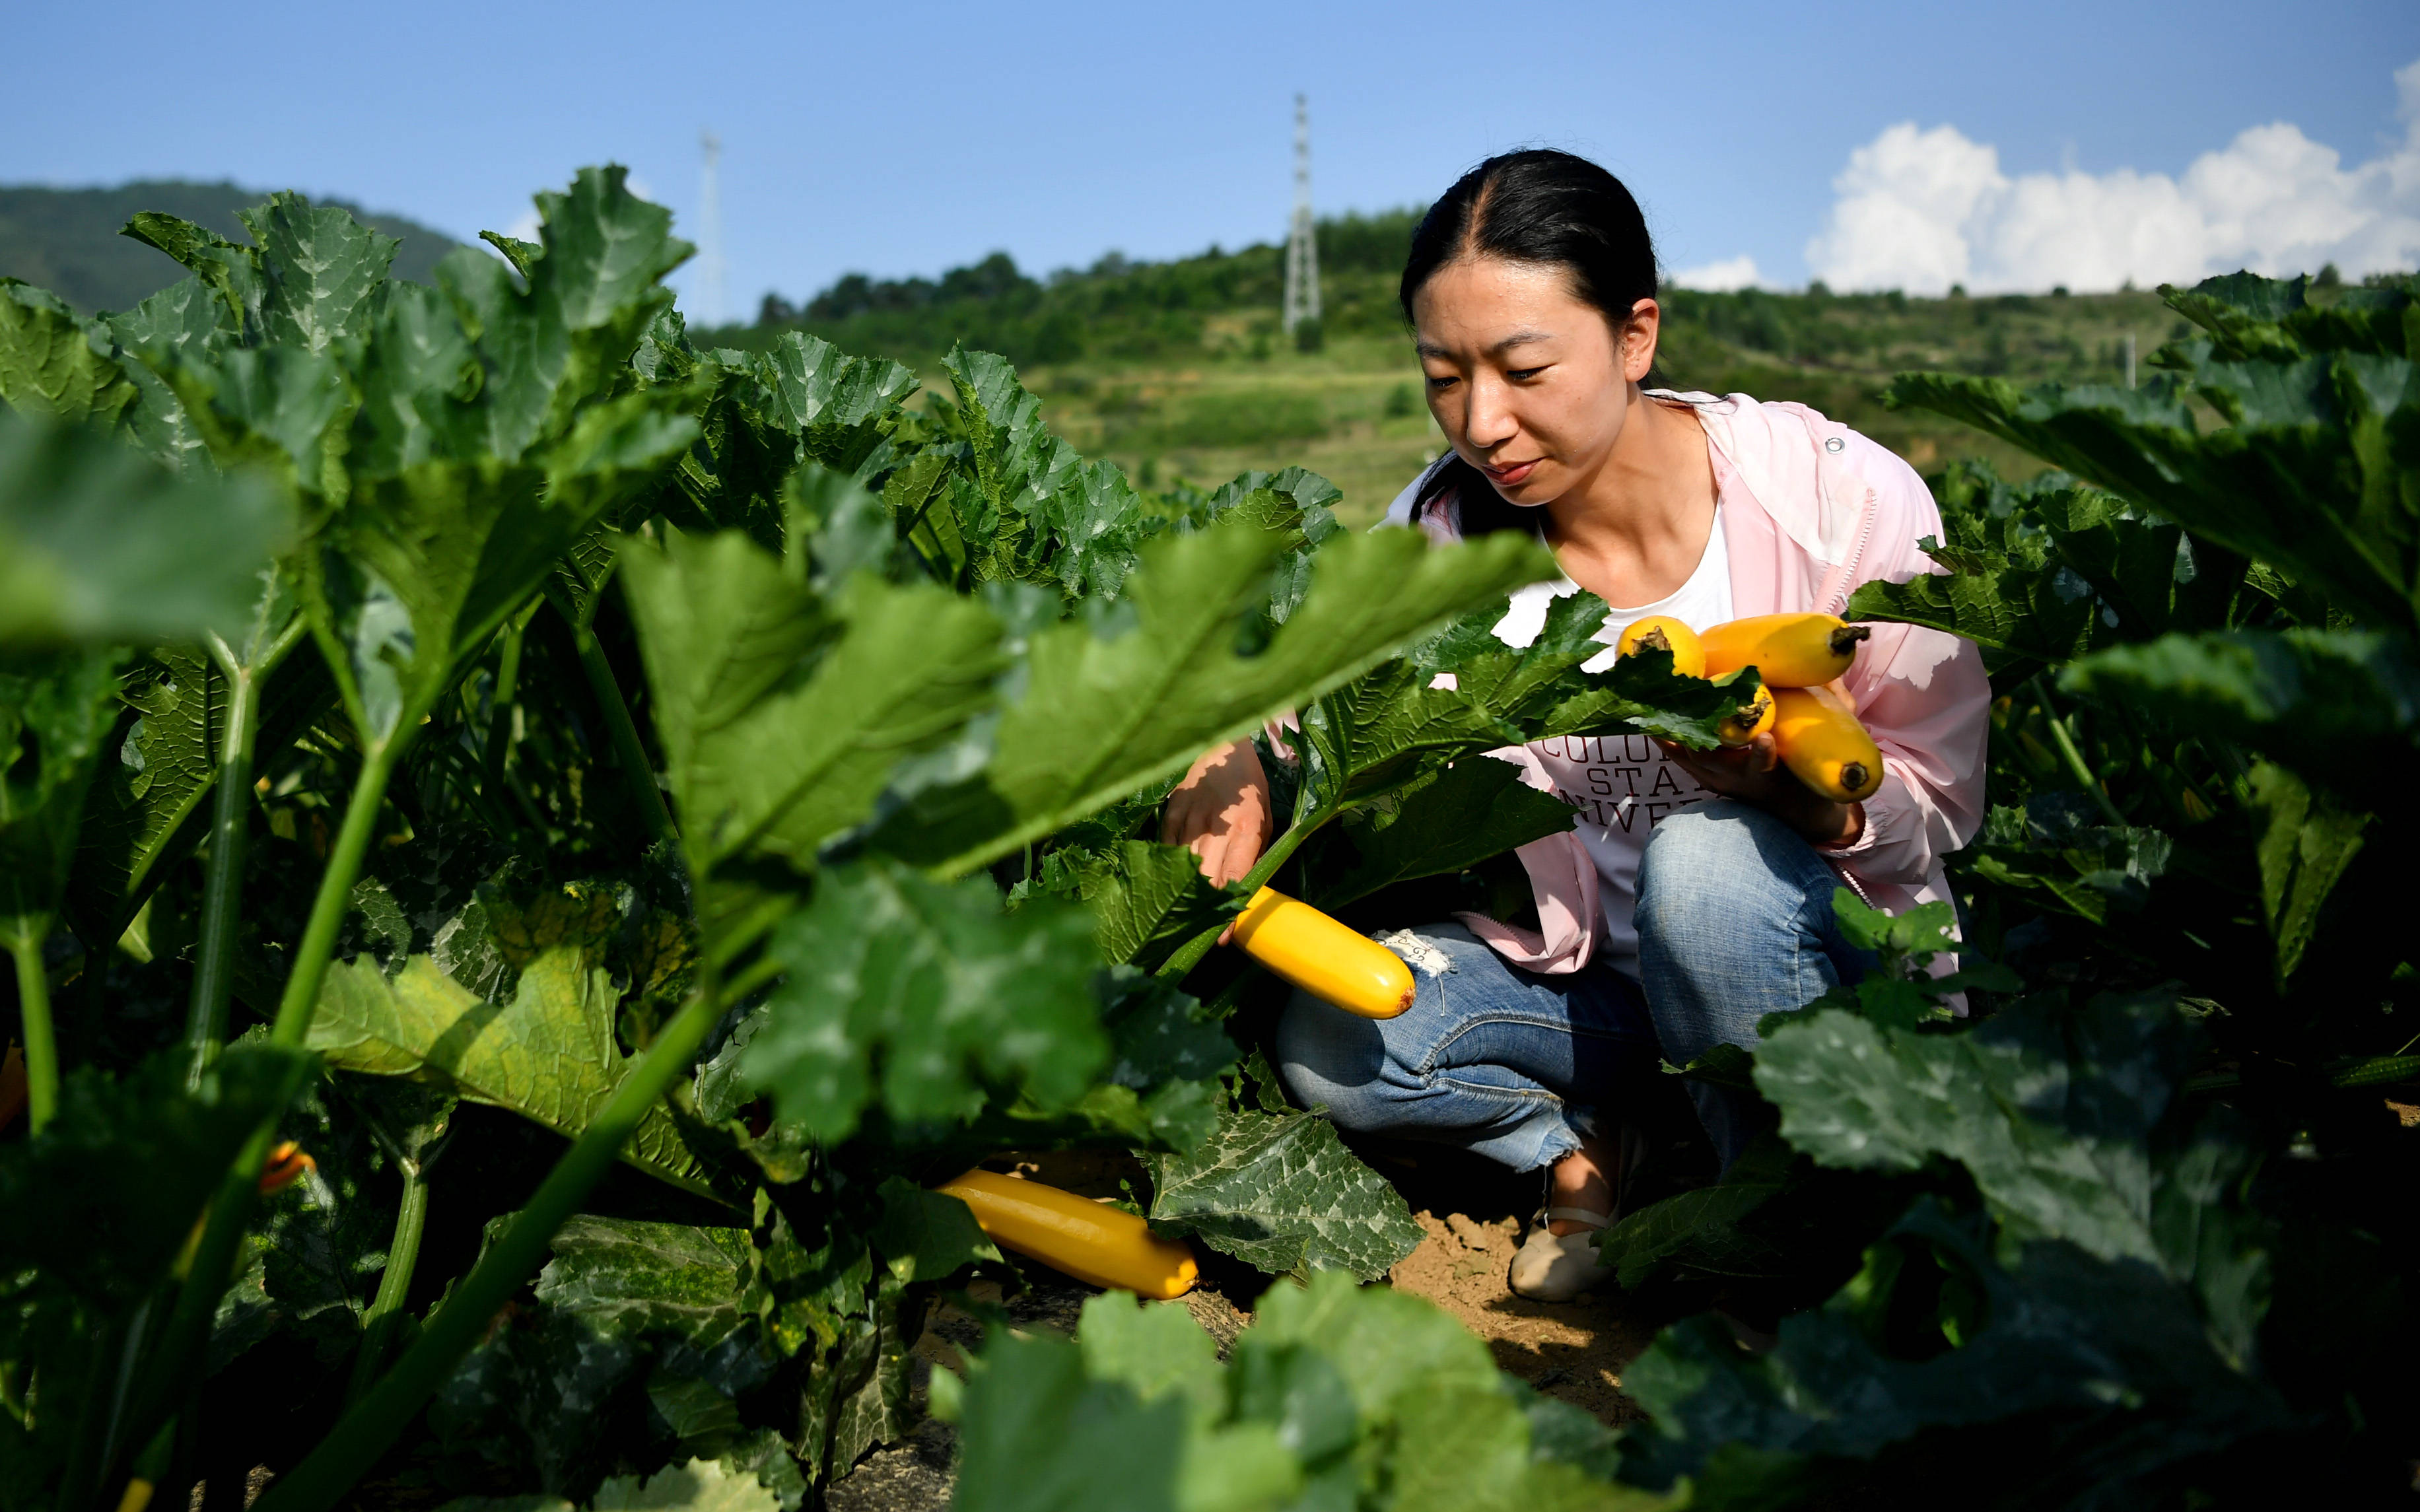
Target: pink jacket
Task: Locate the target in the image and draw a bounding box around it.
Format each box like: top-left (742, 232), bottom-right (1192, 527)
top-left (1382, 392), bottom-right (1991, 975)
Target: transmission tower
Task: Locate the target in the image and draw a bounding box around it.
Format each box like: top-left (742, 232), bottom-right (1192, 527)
top-left (698, 128), bottom-right (725, 327)
top-left (1282, 94), bottom-right (1321, 335)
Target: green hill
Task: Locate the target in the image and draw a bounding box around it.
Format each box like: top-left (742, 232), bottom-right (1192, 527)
top-left (0, 180), bottom-right (465, 314)
top-left (708, 211), bottom-right (2295, 525)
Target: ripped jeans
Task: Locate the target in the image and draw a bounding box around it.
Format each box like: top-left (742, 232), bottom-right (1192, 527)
top-left (1274, 800), bottom-right (1871, 1171)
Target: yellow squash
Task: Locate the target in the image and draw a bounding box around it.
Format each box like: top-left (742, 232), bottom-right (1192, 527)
top-left (1233, 887), bottom-right (1416, 1018)
top-left (1770, 686), bottom-right (1885, 802)
top-left (1614, 615), bottom-right (1706, 677)
top-left (938, 1169), bottom-right (1198, 1298)
top-left (1700, 613), bottom-right (1872, 687)
top-left (1717, 685), bottom-right (1777, 747)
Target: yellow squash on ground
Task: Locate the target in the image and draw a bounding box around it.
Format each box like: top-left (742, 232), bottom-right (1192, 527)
top-left (1614, 615), bottom-right (1706, 677)
top-left (938, 1169), bottom-right (1198, 1297)
top-left (1700, 613), bottom-right (1871, 687)
top-left (1717, 685), bottom-right (1777, 747)
top-left (1770, 686), bottom-right (1885, 802)
top-left (1233, 887), bottom-right (1416, 1018)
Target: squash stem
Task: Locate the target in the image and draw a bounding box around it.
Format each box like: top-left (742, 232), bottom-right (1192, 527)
top-left (268, 736), bottom-right (407, 1049)
top-left (7, 920), bottom-right (57, 1134)
top-left (563, 604), bottom-right (677, 852)
top-left (252, 961), bottom-right (729, 1512)
top-left (344, 1160), bottom-right (430, 1406)
top-left (2029, 675), bottom-right (2127, 829)
top-left (1155, 802), bottom-right (1330, 984)
top-left (186, 628), bottom-right (291, 1082)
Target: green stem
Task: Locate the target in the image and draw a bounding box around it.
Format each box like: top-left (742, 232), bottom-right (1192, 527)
top-left (268, 736), bottom-right (407, 1049)
top-left (8, 921), bottom-right (57, 1134)
top-left (345, 1161), bottom-right (430, 1405)
top-left (186, 628), bottom-right (294, 1082)
top-left (253, 965), bottom-right (728, 1512)
top-left (561, 601), bottom-right (677, 852)
top-left (1155, 803), bottom-right (1332, 984)
top-left (2030, 675), bottom-right (2127, 829)
top-left (483, 619), bottom-right (526, 791)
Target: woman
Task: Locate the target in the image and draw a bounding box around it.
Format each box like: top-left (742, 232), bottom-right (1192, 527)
top-left (1163, 150), bottom-right (1988, 1301)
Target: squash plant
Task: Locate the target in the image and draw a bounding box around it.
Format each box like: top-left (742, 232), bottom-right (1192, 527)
top-left (0, 173), bottom-right (1751, 1511)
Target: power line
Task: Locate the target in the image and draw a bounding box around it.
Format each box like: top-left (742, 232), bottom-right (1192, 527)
top-left (699, 128), bottom-right (724, 328)
top-left (1282, 94), bottom-right (1320, 335)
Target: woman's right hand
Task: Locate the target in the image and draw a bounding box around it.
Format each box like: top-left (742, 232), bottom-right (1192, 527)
top-left (1161, 739), bottom-right (1274, 915)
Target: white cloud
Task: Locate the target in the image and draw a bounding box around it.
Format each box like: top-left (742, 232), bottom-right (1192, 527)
top-left (1671, 254), bottom-right (1762, 291)
top-left (1807, 57), bottom-right (2420, 294)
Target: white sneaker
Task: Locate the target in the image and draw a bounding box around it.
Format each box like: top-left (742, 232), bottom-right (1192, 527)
top-left (1507, 1206), bottom-right (1613, 1301)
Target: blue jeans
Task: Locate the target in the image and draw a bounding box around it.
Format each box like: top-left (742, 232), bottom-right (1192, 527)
top-left (1275, 800), bottom-right (1870, 1171)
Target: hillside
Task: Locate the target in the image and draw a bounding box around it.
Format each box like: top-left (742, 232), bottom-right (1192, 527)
top-left (708, 211), bottom-right (2250, 526)
top-left (0, 180), bottom-right (464, 314)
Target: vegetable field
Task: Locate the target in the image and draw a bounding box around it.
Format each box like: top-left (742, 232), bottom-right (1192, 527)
top-left (0, 171), bottom-right (2413, 1511)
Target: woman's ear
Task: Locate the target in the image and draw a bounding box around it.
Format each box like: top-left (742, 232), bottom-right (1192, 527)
top-left (1620, 298), bottom-right (1662, 383)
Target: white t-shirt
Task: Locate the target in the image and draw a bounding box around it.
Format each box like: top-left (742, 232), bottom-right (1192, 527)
top-left (1489, 507), bottom-right (1734, 979)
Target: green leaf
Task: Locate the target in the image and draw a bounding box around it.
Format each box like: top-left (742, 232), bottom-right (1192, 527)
top-left (1886, 341), bottom-right (2420, 635)
top-left (1965, 797), bottom-right (2173, 926)
top-left (0, 647), bottom-right (123, 942)
top-left (1070, 838), bottom-right (1247, 969)
top-left (0, 1043), bottom-right (314, 1307)
top-left (1145, 1105), bottom-right (1425, 1280)
top-left (873, 514), bottom-right (1554, 877)
top-left (1752, 990), bottom-right (2268, 1363)
top-left (1618, 1198), bottom-right (2291, 1499)
top-left (1593, 1135), bottom-right (1798, 1289)
top-left (870, 1177), bottom-right (1002, 1282)
top-left (0, 279), bottom-right (137, 425)
top-left (430, 167), bottom-right (692, 464)
top-left (2248, 761), bottom-right (2369, 981)
top-left (739, 856), bottom-right (1107, 1143)
top-left (621, 532), bottom-right (1004, 879)
top-left (234, 193), bottom-right (401, 355)
top-left (2062, 624), bottom-right (2419, 735)
top-left (949, 1326), bottom-right (1192, 1512)
top-left (0, 410), bottom-right (289, 648)
top-left (308, 945), bottom-right (723, 1201)
top-left (1318, 753), bottom-right (1577, 909)
top-left (534, 1216), bottom-right (759, 1354)
top-left (590, 1460), bottom-right (784, 1512)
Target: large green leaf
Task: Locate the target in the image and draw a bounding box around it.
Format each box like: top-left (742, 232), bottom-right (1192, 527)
top-left (234, 193), bottom-right (400, 355)
top-left (738, 857), bottom-right (1107, 1143)
top-left (945, 1323), bottom-right (1195, 1512)
top-left (1753, 990), bottom-right (2268, 1364)
top-left (1618, 1199), bottom-right (2290, 1501)
top-left (0, 279), bottom-right (137, 425)
top-left (1888, 277), bottom-right (2420, 634)
top-left (1845, 465), bottom-right (2239, 675)
top-left (621, 532), bottom-right (1004, 880)
top-left (1144, 1105), bottom-right (1425, 1280)
top-left (308, 945), bottom-right (722, 1201)
top-left (0, 648), bottom-right (123, 942)
top-left (0, 411), bottom-right (289, 648)
top-left (1317, 753), bottom-right (1577, 909)
top-left (872, 514), bottom-right (1554, 876)
top-left (1066, 838), bottom-right (1248, 969)
top-left (2057, 625), bottom-right (2420, 747)
top-left (534, 1217), bottom-right (759, 1355)
top-left (2247, 760), bottom-right (2369, 982)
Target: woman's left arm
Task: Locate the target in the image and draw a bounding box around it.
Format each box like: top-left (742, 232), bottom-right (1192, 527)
top-left (1667, 438), bottom-right (1991, 877)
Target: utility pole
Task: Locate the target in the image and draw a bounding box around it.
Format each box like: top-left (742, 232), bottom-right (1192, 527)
top-left (1282, 94), bottom-right (1321, 336)
top-left (699, 128), bottom-right (724, 328)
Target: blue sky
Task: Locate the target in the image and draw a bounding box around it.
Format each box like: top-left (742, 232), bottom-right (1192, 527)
top-left (5, 1), bottom-right (2415, 313)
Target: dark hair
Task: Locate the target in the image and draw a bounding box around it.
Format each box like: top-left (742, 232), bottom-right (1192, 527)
top-left (1399, 150), bottom-right (1658, 535)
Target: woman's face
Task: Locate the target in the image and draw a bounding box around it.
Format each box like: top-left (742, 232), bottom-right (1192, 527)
top-left (1411, 256), bottom-right (1657, 506)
